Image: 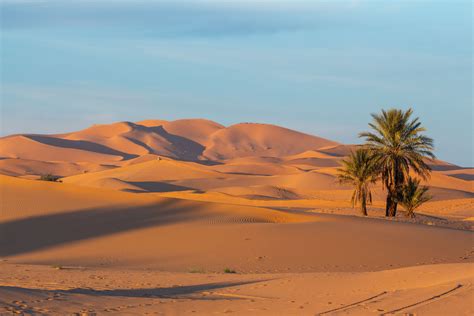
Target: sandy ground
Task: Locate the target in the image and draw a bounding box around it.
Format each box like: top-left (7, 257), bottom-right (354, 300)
top-left (1, 262), bottom-right (473, 315)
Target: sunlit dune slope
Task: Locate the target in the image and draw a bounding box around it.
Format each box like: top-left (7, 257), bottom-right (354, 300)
top-left (0, 135), bottom-right (123, 163)
top-left (0, 158), bottom-right (113, 178)
top-left (203, 123), bottom-right (339, 160)
top-left (0, 119), bottom-right (226, 166)
top-left (0, 175), bottom-right (309, 225)
top-left (62, 158), bottom-right (220, 191)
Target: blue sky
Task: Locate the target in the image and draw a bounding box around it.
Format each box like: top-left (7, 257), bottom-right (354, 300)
top-left (0, 0), bottom-right (472, 166)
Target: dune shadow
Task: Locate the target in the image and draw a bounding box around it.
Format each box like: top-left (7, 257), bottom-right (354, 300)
top-left (427, 187), bottom-right (474, 201)
top-left (193, 160), bottom-right (222, 166)
top-left (126, 181), bottom-right (195, 193)
top-left (445, 173), bottom-right (474, 181)
top-left (70, 280), bottom-right (261, 299)
top-left (27, 135), bottom-right (137, 160)
top-left (428, 164), bottom-right (469, 171)
top-left (0, 280), bottom-right (264, 301)
top-left (0, 199), bottom-right (199, 257)
top-left (285, 158), bottom-right (341, 168)
top-left (149, 126), bottom-right (205, 161)
top-left (221, 172), bottom-right (272, 176)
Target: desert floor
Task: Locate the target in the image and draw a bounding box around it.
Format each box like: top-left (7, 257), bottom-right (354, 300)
top-left (1, 119), bottom-right (473, 315)
top-left (1, 262), bottom-right (473, 315)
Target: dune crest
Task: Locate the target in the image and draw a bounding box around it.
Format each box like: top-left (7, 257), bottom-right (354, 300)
top-left (203, 123), bottom-right (339, 160)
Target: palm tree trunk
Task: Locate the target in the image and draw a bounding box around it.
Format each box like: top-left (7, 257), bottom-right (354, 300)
top-left (387, 188), bottom-right (398, 217)
top-left (389, 201), bottom-right (398, 217)
top-left (361, 198), bottom-right (368, 216)
top-left (390, 164), bottom-right (402, 217)
top-left (385, 195), bottom-right (391, 217)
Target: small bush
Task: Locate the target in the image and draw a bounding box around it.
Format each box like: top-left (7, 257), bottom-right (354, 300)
top-left (39, 174), bottom-right (61, 182)
top-left (224, 268), bottom-right (236, 274)
top-left (188, 267), bottom-right (205, 274)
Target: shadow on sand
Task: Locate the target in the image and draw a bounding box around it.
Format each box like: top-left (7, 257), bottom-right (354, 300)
top-left (124, 181), bottom-right (196, 193)
top-left (0, 280), bottom-right (264, 301)
top-left (0, 199), bottom-right (201, 257)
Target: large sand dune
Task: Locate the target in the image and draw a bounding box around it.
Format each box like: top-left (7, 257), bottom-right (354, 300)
top-left (203, 123), bottom-right (339, 160)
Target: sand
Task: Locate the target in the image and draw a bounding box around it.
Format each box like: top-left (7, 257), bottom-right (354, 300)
top-left (0, 118), bottom-right (473, 314)
top-left (1, 262), bottom-right (473, 315)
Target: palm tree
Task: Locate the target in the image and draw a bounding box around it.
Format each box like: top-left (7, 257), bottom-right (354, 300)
top-left (360, 108), bottom-right (435, 217)
top-left (400, 176), bottom-right (431, 218)
top-left (337, 148), bottom-right (379, 216)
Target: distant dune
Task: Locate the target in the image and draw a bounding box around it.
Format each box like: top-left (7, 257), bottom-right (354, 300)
top-left (202, 123), bottom-right (338, 160)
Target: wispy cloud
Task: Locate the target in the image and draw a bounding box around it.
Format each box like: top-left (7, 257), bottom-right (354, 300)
top-left (0, 0), bottom-right (369, 37)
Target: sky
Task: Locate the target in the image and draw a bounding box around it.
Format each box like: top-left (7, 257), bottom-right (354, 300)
top-left (0, 0), bottom-right (472, 166)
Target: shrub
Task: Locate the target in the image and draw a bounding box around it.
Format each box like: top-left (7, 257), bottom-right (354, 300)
top-left (39, 174), bottom-right (62, 182)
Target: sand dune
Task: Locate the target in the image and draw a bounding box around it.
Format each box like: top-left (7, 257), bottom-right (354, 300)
top-left (215, 185), bottom-right (304, 200)
top-left (135, 118), bottom-right (224, 146)
top-left (0, 158), bottom-right (113, 178)
top-left (418, 198), bottom-right (474, 219)
top-left (56, 150), bottom-right (472, 215)
top-left (210, 161), bottom-right (300, 176)
top-left (428, 158), bottom-right (464, 171)
top-left (63, 121), bottom-right (206, 160)
top-left (424, 186), bottom-right (474, 201)
top-left (62, 158), bottom-right (219, 191)
top-left (0, 135), bottom-right (123, 163)
top-left (421, 171), bottom-right (473, 192)
top-left (156, 119), bottom-right (225, 145)
top-left (442, 168), bottom-right (474, 181)
top-left (0, 174), bottom-right (312, 225)
top-left (0, 175), bottom-right (154, 222)
top-left (203, 123), bottom-right (339, 160)
top-left (317, 144), bottom-right (358, 157)
top-left (284, 150), bottom-right (341, 160)
top-left (0, 119), bottom-right (222, 166)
